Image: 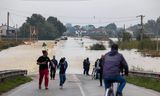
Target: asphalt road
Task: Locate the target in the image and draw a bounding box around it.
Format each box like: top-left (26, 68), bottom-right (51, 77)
top-left (2, 74), bottom-right (160, 96)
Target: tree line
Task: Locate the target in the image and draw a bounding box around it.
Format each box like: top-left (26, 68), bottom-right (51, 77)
top-left (18, 14), bottom-right (66, 40)
top-left (128, 16), bottom-right (160, 40)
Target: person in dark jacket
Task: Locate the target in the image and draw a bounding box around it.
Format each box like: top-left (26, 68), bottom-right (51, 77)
top-left (103, 44), bottom-right (129, 96)
top-left (58, 57), bottom-right (68, 89)
top-left (99, 55), bottom-right (104, 86)
top-left (37, 50), bottom-right (50, 90)
top-left (94, 59), bottom-right (100, 79)
top-left (49, 55), bottom-right (58, 80)
top-left (83, 59), bottom-right (87, 75)
top-left (83, 58), bottom-right (90, 75)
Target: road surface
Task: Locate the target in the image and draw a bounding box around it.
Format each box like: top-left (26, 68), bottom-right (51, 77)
top-left (1, 74), bottom-right (160, 96)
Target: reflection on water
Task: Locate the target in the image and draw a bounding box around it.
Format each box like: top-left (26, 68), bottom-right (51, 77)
top-left (0, 37), bottom-right (160, 75)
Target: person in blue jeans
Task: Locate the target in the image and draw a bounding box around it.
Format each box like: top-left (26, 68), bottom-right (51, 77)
top-left (58, 57), bottom-right (68, 89)
top-left (103, 44), bottom-right (129, 96)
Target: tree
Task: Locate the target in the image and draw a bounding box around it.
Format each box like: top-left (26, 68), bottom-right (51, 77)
top-left (122, 32), bottom-right (132, 42)
top-left (156, 17), bottom-right (160, 35)
top-left (144, 20), bottom-right (157, 35)
top-left (18, 23), bottom-right (30, 38)
top-left (105, 23), bottom-right (117, 37)
top-left (47, 16), bottom-right (66, 36)
top-left (19, 14), bottom-right (66, 40)
top-left (105, 23), bottom-right (117, 30)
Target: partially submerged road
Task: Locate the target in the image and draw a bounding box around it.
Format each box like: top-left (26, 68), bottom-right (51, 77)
top-left (2, 74), bottom-right (160, 96)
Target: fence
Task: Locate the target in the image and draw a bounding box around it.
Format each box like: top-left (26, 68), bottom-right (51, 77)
top-left (0, 70), bottom-right (27, 82)
top-left (129, 71), bottom-right (160, 79)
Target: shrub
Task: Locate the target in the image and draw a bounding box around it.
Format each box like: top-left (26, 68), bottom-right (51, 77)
top-left (90, 43), bottom-right (106, 50)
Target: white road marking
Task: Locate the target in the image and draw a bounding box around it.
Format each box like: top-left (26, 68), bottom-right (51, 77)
top-left (72, 74), bottom-right (86, 96)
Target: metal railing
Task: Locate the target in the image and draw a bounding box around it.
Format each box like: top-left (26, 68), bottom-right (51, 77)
top-left (129, 71), bottom-right (160, 79)
top-left (0, 70), bottom-right (27, 81)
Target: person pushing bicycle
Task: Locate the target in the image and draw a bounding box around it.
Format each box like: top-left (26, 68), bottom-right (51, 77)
top-left (103, 44), bottom-right (129, 96)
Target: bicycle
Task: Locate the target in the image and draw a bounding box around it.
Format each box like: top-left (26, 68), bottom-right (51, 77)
top-left (91, 67), bottom-right (96, 80)
top-left (104, 73), bottom-right (124, 96)
top-left (104, 83), bottom-right (119, 96)
top-left (91, 68), bottom-right (101, 80)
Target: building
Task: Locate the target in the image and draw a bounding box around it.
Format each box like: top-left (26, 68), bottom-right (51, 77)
top-left (0, 24), bottom-right (16, 36)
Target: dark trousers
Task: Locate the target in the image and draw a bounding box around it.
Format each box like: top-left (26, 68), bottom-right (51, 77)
top-left (59, 74), bottom-right (66, 86)
top-left (99, 71), bottom-right (103, 86)
top-left (83, 69), bottom-right (89, 75)
top-left (50, 68), bottom-right (56, 79)
top-left (104, 75), bottom-right (126, 93)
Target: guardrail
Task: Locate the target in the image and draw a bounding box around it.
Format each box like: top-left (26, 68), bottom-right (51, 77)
top-left (129, 71), bottom-right (160, 79)
top-left (0, 70), bottom-right (27, 82)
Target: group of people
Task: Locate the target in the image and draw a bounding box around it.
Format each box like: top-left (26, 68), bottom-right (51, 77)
top-left (83, 44), bottom-right (129, 96)
top-left (37, 50), bottom-right (68, 90)
top-left (37, 43), bottom-right (128, 96)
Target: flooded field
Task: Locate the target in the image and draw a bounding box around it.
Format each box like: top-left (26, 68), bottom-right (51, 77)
top-left (0, 37), bottom-right (160, 75)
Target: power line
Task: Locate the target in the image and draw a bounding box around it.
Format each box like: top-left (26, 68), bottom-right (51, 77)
top-left (0, 7), bottom-right (141, 27)
top-left (0, 7), bottom-right (138, 20)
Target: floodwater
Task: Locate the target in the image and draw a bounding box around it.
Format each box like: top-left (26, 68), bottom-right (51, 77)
top-left (0, 37), bottom-right (160, 75)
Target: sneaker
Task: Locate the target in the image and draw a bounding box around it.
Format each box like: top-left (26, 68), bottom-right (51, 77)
top-left (59, 86), bottom-right (63, 89)
top-left (45, 87), bottom-right (48, 90)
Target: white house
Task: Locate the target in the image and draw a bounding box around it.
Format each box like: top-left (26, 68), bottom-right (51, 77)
top-left (0, 25), bottom-right (16, 36)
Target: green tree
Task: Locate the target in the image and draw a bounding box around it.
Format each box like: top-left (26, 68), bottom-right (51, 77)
top-left (156, 17), bottom-right (160, 35)
top-left (18, 23), bottom-right (30, 38)
top-left (122, 32), bottom-right (132, 41)
top-left (19, 14), bottom-right (66, 40)
top-left (47, 16), bottom-right (66, 36)
top-left (105, 23), bottom-right (117, 37)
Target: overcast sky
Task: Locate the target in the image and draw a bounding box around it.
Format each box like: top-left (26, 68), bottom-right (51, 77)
top-left (0, 0), bottom-right (160, 27)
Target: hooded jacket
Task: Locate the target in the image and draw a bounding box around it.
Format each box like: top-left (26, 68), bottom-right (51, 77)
top-left (103, 50), bottom-right (128, 78)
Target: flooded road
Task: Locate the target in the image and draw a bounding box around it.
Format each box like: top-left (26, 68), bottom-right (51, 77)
top-left (0, 41), bottom-right (55, 75)
top-left (0, 37), bottom-right (160, 75)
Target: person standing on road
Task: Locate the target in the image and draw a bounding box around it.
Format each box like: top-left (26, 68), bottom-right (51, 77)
top-left (94, 59), bottom-right (100, 79)
top-left (86, 58), bottom-right (90, 75)
top-left (103, 44), bottom-right (129, 96)
top-left (99, 55), bottom-right (104, 86)
top-left (37, 50), bottom-right (50, 90)
top-left (83, 58), bottom-right (90, 75)
top-left (83, 59), bottom-right (87, 75)
top-left (58, 57), bottom-right (68, 89)
top-left (49, 55), bottom-right (58, 80)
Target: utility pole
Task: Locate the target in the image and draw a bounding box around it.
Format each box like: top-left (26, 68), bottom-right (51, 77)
top-left (30, 26), bottom-right (32, 42)
top-left (122, 24), bottom-right (126, 41)
top-left (156, 30), bottom-right (159, 51)
top-left (36, 28), bottom-right (39, 41)
top-left (124, 24), bottom-right (126, 32)
top-left (33, 26), bottom-right (36, 42)
top-left (7, 12), bottom-right (10, 40)
top-left (15, 24), bottom-right (18, 42)
top-left (0, 30), bottom-right (2, 41)
top-left (136, 15), bottom-right (145, 40)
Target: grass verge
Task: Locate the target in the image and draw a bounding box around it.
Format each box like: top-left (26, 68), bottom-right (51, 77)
top-left (0, 76), bottom-right (32, 95)
top-left (0, 40), bottom-right (22, 51)
top-left (126, 75), bottom-right (160, 92)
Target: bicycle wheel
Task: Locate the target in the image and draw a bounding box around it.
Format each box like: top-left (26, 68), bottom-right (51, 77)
top-left (108, 89), bottom-right (114, 96)
top-left (91, 68), bottom-right (96, 79)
